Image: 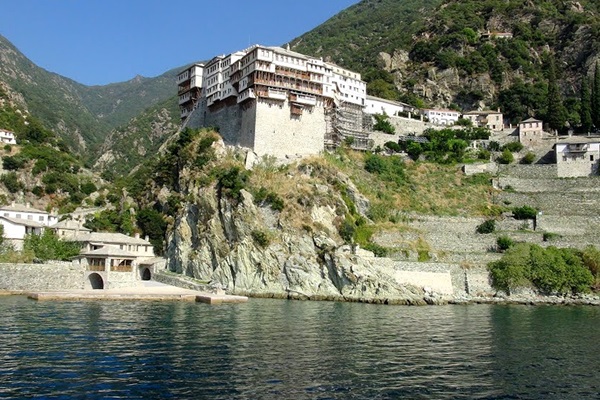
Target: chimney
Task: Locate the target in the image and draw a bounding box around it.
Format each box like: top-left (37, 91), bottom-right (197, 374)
top-left (134, 232), bottom-right (140, 239)
top-left (145, 235), bottom-right (149, 242)
top-left (26, 202), bottom-right (30, 208)
top-left (11, 201), bottom-right (15, 207)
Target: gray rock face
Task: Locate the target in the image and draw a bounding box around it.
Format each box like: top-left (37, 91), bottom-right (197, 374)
top-left (165, 184), bottom-right (434, 304)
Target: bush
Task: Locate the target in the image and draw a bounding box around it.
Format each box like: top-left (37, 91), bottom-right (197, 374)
top-left (497, 235), bottom-right (515, 251)
top-left (521, 152), bottom-right (536, 164)
top-left (513, 205), bottom-right (538, 220)
top-left (477, 149), bottom-right (491, 160)
top-left (489, 243), bottom-right (594, 295)
top-left (23, 230), bottom-right (81, 261)
top-left (502, 142), bottom-right (524, 152)
top-left (373, 114), bottom-right (395, 134)
top-left (2, 155), bottom-right (26, 171)
top-left (253, 187), bottom-right (284, 211)
top-left (251, 230), bottom-right (270, 248)
top-left (476, 219), bottom-right (496, 234)
top-left (497, 149), bottom-right (514, 164)
top-left (217, 166), bottom-right (250, 201)
top-left (543, 232), bottom-right (561, 242)
top-left (488, 141), bottom-right (501, 151)
top-left (0, 172), bottom-right (23, 193)
top-left (384, 141), bottom-right (401, 152)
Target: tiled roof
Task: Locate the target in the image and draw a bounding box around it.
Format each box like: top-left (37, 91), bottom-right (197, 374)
top-left (0, 216), bottom-right (45, 228)
top-left (67, 232), bottom-right (151, 246)
top-left (50, 219), bottom-right (91, 231)
top-left (0, 204), bottom-right (48, 214)
top-left (79, 247), bottom-right (137, 258)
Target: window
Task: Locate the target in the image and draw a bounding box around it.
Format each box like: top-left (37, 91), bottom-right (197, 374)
top-left (27, 215), bottom-right (32, 220)
top-left (16, 214), bottom-right (21, 219)
top-left (590, 155), bottom-right (595, 162)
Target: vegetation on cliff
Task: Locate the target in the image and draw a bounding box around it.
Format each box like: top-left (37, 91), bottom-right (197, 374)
top-left (489, 243), bottom-right (598, 295)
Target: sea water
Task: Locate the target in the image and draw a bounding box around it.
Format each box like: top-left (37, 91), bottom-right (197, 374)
top-left (0, 296), bottom-right (598, 399)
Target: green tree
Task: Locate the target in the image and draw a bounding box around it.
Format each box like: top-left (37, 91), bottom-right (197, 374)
top-left (593, 63), bottom-right (600, 129)
top-left (545, 57), bottom-right (567, 133)
top-left (373, 114), bottom-right (395, 134)
top-left (23, 230), bottom-right (81, 261)
top-left (580, 75), bottom-right (593, 133)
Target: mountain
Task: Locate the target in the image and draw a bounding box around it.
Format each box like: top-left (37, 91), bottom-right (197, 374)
top-left (0, 34), bottom-right (180, 157)
top-left (292, 0), bottom-right (600, 127)
top-left (93, 95), bottom-right (180, 178)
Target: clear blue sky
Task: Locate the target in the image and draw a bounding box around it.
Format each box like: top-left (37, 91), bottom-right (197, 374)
top-left (1, 0), bottom-right (359, 86)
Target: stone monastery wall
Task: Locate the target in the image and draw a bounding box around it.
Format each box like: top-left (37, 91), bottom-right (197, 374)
top-left (0, 262), bottom-right (85, 291)
top-left (253, 99), bottom-right (325, 158)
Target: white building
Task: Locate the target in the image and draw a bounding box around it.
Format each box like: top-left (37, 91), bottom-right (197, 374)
top-left (422, 109), bottom-right (460, 126)
top-left (182, 44), bottom-right (369, 158)
top-left (364, 96), bottom-right (416, 117)
top-left (0, 129), bottom-right (17, 144)
top-left (519, 117), bottom-right (544, 146)
top-left (69, 232), bottom-right (157, 289)
top-left (50, 219), bottom-right (91, 238)
top-left (554, 137), bottom-right (600, 177)
top-left (177, 63), bottom-right (205, 120)
top-left (462, 110), bottom-right (504, 131)
top-left (0, 203), bottom-right (58, 249)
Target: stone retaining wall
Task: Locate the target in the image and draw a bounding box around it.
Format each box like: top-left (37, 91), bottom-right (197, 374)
top-left (153, 270), bottom-right (212, 292)
top-left (0, 262), bottom-right (85, 291)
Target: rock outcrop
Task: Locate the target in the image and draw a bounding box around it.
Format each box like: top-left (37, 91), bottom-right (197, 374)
top-left (165, 183), bottom-right (442, 304)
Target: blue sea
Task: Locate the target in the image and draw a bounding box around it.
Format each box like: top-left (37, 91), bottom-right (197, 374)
top-left (0, 296), bottom-right (598, 399)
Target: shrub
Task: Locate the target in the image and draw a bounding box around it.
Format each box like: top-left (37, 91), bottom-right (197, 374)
top-left (489, 243), bottom-right (594, 295)
top-left (497, 235), bottom-right (515, 251)
top-left (217, 166), bottom-right (250, 201)
top-left (251, 230), bottom-right (270, 248)
top-left (23, 230), bottom-right (81, 261)
top-left (521, 152), bottom-right (536, 164)
top-left (384, 141), bottom-right (401, 152)
top-left (488, 141), bottom-right (501, 151)
top-left (477, 149), bottom-right (491, 160)
top-left (373, 114), bottom-right (395, 134)
top-left (502, 141), bottom-right (524, 152)
top-left (0, 172), bottom-right (23, 193)
top-left (253, 187), bottom-right (284, 211)
top-left (2, 155), bottom-right (26, 171)
top-left (543, 232), bottom-right (561, 242)
top-left (497, 149), bottom-right (514, 164)
top-left (476, 219), bottom-right (496, 234)
top-left (513, 205), bottom-right (538, 220)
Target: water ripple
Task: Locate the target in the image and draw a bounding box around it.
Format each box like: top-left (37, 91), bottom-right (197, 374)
top-left (0, 297), bottom-right (598, 399)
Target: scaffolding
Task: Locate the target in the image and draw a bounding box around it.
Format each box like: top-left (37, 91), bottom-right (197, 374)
top-left (326, 101), bottom-right (373, 151)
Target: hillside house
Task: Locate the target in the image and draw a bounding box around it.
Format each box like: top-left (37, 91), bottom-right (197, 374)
top-left (462, 110), bottom-right (504, 131)
top-left (177, 63), bottom-right (205, 120)
top-left (0, 129), bottom-right (17, 144)
top-left (364, 96), bottom-right (416, 117)
top-left (481, 31), bottom-right (513, 40)
top-left (554, 137), bottom-right (600, 177)
top-left (50, 219), bottom-right (91, 238)
top-left (0, 203), bottom-right (58, 249)
top-left (422, 109), bottom-right (460, 126)
top-left (519, 117), bottom-right (544, 146)
top-left (69, 232), bottom-right (156, 289)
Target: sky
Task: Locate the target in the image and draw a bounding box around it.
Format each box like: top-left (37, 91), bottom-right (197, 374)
top-left (1, 0), bottom-right (360, 86)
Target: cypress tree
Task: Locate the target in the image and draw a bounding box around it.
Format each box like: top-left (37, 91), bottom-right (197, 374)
top-left (580, 75), bottom-right (593, 133)
top-left (545, 57), bottom-right (567, 133)
top-left (592, 62), bottom-right (600, 129)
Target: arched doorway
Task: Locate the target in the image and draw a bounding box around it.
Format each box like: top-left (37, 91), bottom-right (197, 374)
top-left (141, 267), bottom-right (151, 281)
top-left (89, 273), bottom-right (104, 289)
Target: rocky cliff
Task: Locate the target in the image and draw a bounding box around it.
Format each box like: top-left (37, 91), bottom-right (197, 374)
top-left (164, 166), bottom-right (442, 305)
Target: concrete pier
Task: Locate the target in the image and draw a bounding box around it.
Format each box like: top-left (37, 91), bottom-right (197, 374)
top-left (25, 281), bottom-right (248, 304)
